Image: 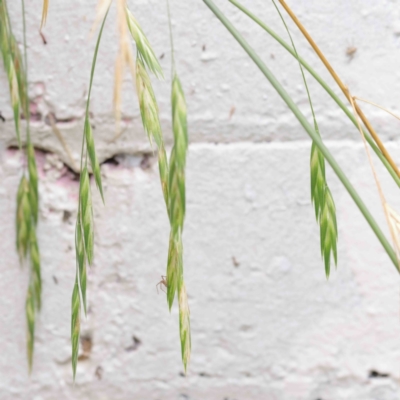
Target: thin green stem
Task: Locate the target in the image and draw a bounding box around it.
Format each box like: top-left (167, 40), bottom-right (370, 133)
top-left (21, 0), bottom-right (30, 143)
top-left (228, 0), bottom-right (400, 189)
top-left (203, 0), bottom-right (399, 272)
top-left (271, 0), bottom-right (318, 134)
top-left (80, 6), bottom-right (110, 174)
top-left (166, 0), bottom-right (175, 77)
top-left (85, 7), bottom-right (110, 119)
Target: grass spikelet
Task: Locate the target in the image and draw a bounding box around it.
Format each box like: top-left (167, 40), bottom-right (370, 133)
top-left (40, 0), bottom-right (49, 28)
top-left (320, 187), bottom-right (338, 277)
top-left (158, 147), bottom-right (169, 207)
top-left (310, 142), bottom-right (325, 219)
top-left (166, 233), bottom-right (181, 310)
top-left (169, 75), bottom-right (188, 232)
top-left (136, 57), bottom-right (162, 146)
top-left (7, 58), bottom-right (21, 146)
top-left (0, 4), bottom-right (21, 145)
top-left (168, 148), bottom-right (185, 233)
top-left (75, 216), bottom-right (87, 315)
top-left (27, 144), bottom-right (39, 224)
top-left (16, 176), bottom-right (31, 262)
top-left (126, 7), bottom-right (163, 78)
top-left (178, 279), bottom-right (191, 372)
top-left (30, 229), bottom-right (42, 311)
top-left (9, 35), bottom-right (28, 118)
top-left (171, 76), bottom-right (188, 159)
top-left (135, 59), bottom-right (170, 208)
top-left (26, 283), bottom-right (35, 372)
top-left (79, 167), bottom-right (94, 266)
top-left (71, 277), bottom-right (80, 380)
top-left (84, 118), bottom-right (104, 202)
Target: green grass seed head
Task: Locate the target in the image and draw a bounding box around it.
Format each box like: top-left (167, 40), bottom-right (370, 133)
top-left (310, 142), bottom-right (326, 220)
top-left (79, 167), bottom-right (94, 265)
top-left (85, 118), bottom-right (104, 202)
top-left (166, 233), bottom-right (181, 310)
top-left (28, 144), bottom-right (39, 225)
top-left (8, 57), bottom-right (21, 146)
top-left (71, 276), bottom-right (81, 380)
top-left (320, 186), bottom-right (338, 278)
top-left (178, 280), bottom-right (191, 372)
top-left (16, 176), bottom-right (31, 262)
top-left (75, 216), bottom-right (87, 315)
top-left (30, 229), bottom-right (42, 311)
top-left (26, 283), bottom-right (35, 372)
top-left (136, 57), bottom-right (163, 147)
top-left (126, 7), bottom-right (163, 79)
top-left (158, 146), bottom-right (169, 208)
top-left (171, 75), bottom-right (188, 164)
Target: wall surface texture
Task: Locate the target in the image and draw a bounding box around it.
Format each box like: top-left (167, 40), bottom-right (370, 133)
top-left (1, 0), bottom-right (400, 399)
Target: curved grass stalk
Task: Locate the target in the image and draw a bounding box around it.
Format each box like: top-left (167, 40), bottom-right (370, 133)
top-left (203, 0), bottom-right (399, 272)
top-left (228, 0), bottom-right (400, 189)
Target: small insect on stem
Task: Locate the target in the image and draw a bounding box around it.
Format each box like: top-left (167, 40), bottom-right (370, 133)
top-left (346, 46), bottom-right (357, 59)
top-left (156, 275), bottom-right (168, 294)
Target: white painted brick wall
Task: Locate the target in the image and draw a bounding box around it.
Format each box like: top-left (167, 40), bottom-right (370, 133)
top-left (0, 0), bottom-right (400, 399)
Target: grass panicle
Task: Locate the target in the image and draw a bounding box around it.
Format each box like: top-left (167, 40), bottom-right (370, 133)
top-left (127, 1), bottom-right (191, 369)
top-left (1, 0), bottom-right (42, 373)
top-left (71, 277), bottom-right (81, 379)
top-left (168, 74), bottom-right (191, 369)
top-left (126, 7), bottom-right (163, 78)
top-left (165, 0), bottom-right (191, 370)
top-left (71, 8), bottom-right (109, 379)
